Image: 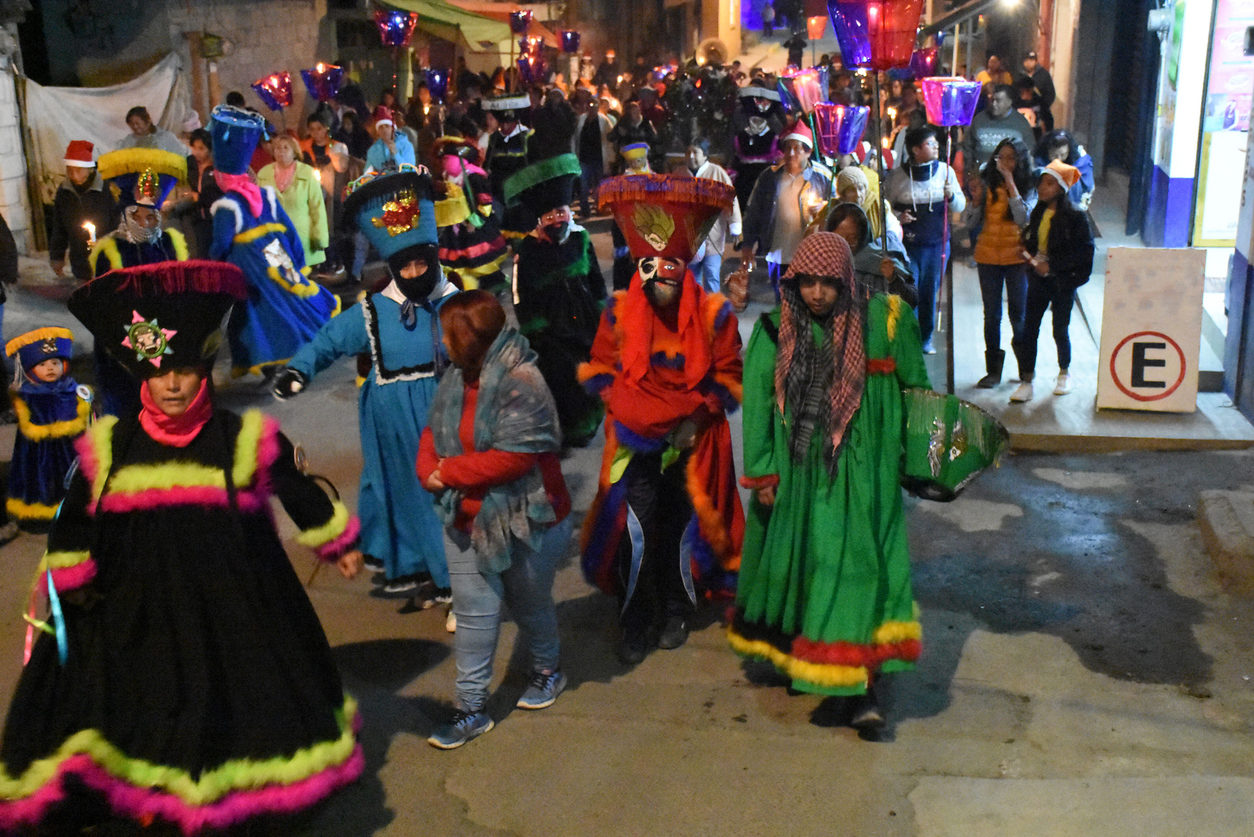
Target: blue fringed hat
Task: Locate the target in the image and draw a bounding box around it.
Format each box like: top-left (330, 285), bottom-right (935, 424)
top-left (344, 165), bottom-right (438, 276)
top-left (6, 327), bottom-right (74, 374)
top-left (210, 105), bottom-right (265, 175)
top-left (97, 148), bottom-right (186, 208)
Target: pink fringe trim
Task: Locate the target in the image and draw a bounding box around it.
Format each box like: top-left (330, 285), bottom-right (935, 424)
top-left (314, 516), bottom-right (361, 562)
top-left (0, 745), bottom-right (364, 835)
top-left (39, 561), bottom-right (98, 597)
top-left (98, 487), bottom-right (267, 515)
top-left (254, 416), bottom-right (282, 494)
top-left (75, 432), bottom-right (101, 486)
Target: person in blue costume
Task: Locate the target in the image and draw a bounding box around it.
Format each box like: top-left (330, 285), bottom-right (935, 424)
top-left (88, 148), bottom-right (189, 418)
top-left (273, 165), bottom-right (452, 607)
top-left (5, 327), bottom-right (90, 531)
top-left (208, 105), bottom-right (340, 377)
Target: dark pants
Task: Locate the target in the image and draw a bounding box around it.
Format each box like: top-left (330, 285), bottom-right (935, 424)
top-left (976, 263), bottom-right (1028, 363)
top-left (578, 159), bottom-right (603, 217)
top-left (617, 448), bottom-right (695, 640)
top-left (906, 239), bottom-right (946, 347)
top-left (1013, 275), bottom-right (1075, 378)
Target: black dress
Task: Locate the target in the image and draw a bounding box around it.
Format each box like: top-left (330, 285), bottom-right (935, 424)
top-left (0, 408), bottom-right (362, 834)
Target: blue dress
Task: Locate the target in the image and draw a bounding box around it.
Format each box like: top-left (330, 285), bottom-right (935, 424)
top-left (211, 188), bottom-right (340, 375)
top-left (287, 290), bottom-right (449, 585)
top-left (6, 377), bottom-right (89, 526)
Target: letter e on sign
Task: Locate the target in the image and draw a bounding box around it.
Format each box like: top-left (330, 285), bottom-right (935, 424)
top-left (1110, 330), bottom-right (1186, 401)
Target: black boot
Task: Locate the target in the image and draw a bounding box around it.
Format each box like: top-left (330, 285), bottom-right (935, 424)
top-left (976, 349), bottom-right (1005, 389)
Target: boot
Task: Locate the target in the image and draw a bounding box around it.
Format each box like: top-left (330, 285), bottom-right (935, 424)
top-left (976, 350), bottom-right (1004, 389)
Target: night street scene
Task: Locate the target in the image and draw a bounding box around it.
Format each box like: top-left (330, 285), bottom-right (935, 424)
top-left (1, 0), bottom-right (1254, 834)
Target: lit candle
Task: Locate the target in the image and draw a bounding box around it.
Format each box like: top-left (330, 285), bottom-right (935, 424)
top-left (82, 221), bottom-right (96, 246)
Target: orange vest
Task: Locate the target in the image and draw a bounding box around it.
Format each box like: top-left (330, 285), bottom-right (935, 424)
top-left (974, 187), bottom-right (1027, 266)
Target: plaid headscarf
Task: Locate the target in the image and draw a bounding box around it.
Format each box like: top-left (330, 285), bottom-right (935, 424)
top-left (777, 232), bottom-right (867, 471)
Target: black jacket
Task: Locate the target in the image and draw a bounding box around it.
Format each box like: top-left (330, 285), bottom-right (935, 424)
top-left (49, 175), bottom-right (117, 280)
top-left (1022, 200), bottom-right (1093, 288)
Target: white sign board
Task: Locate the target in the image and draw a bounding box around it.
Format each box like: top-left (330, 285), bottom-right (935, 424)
top-left (1096, 247), bottom-right (1206, 413)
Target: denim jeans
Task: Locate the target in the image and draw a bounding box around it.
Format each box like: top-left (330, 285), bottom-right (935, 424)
top-left (1012, 275), bottom-right (1075, 378)
top-left (976, 262), bottom-right (1028, 361)
top-left (447, 516), bottom-right (572, 712)
top-left (689, 244), bottom-right (724, 294)
top-left (905, 240), bottom-right (946, 347)
top-left (578, 160), bottom-right (603, 217)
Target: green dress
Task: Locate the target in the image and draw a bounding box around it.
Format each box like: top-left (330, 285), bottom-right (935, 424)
top-left (728, 294), bottom-right (931, 696)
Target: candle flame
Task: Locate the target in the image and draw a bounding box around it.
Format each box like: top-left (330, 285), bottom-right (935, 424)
top-left (82, 222), bottom-right (96, 245)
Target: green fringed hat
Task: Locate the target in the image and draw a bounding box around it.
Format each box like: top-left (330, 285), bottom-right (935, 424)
top-left (503, 153), bottom-right (581, 218)
top-left (597, 173), bottom-right (735, 263)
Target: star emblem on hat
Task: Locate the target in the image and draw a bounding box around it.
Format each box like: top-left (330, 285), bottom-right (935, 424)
top-left (372, 190), bottom-right (422, 236)
top-left (121, 310), bottom-right (177, 367)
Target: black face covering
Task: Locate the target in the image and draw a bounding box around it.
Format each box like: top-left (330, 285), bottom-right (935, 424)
top-left (391, 245), bottom-right (440, 302)
top-left (542, 221), bottom-right (571, 245)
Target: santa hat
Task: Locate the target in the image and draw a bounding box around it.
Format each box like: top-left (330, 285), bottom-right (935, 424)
top-left (780, 121), bottom-right (813, 149)
top-left (1040, 159), bottom-right (1080, 191)
top-left (597, 173), bottom-right (735, 264)
top-left (63, 140), bottom-right (95, 168)
top-left (372, 106), bottom-right (394, 128)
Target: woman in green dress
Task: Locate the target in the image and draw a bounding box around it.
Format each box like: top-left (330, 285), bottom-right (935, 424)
top-left (728, 231), bottom-right (931, 730)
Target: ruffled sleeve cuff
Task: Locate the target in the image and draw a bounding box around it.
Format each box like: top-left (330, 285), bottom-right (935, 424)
top-left (39, 551), bottom-right (97, 596)
top-left (577, 360), bottom-right (616, 395)
top-left (739, 474), bottom-right (779, 490)
top-left (298, 501), bottom-right (361, 562)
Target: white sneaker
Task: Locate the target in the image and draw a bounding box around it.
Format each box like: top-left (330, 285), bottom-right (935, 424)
top-left (1053, 373), bottom-right (1072, 395)
top-left (1010, 382), bottom-right (1034, 403)
top-left (445, 606), bottom-right (456, 633)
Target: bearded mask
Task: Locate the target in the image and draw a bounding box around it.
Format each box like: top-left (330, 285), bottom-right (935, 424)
top-left (393, 244), bottom-right (441, 302)
top-left (638, 256), bottom-right (685, 308)
top-left (539, 207), bottom-right (573, 245)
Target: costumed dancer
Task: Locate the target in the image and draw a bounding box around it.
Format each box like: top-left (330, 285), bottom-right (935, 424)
top-left (731, 85), bottom-right (783, 212)
top-left (90, 148), bottom-right (189, 419)
top-left (505, 152), bottom-right (606, 449)
top-left (273, 165), bottom-right (453, 606)
top-left (609, 143), bottom-right (651, 291)
top-left (434, 136), bottom-right (510, 294)
top-left (4, 328), bottom-right (89, 530)
top-left (482, 93), bottom-right (534, 244)
top-left (728, 233), bottom-right (930, 731)
top-left (207, 105), bottom-right (340, 377)
top-left (0, 260), bottom-right (364, 834)
top-left (579, 173), bottom-right (744, 665)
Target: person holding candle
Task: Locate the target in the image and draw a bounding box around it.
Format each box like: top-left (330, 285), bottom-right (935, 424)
top-left (48, 141), bottom-right (116, 281)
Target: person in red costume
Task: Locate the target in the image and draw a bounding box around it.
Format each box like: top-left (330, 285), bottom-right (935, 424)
top-left (579, 173), bottom-right (745, 665)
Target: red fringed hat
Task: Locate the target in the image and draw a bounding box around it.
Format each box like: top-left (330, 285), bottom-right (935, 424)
top-left (597, 173), bottom-right (735, 264)
top-left (67, 260), bottom-right (246, 378)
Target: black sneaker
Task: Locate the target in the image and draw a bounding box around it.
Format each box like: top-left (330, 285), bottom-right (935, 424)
top-left (362, 554), bottom-right (385, 572)
top-left (369, 574), bottom-right (421, 598)
top-left (657, 615), bottom-right (689, 650)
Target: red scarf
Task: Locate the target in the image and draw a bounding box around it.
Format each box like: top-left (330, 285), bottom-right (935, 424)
top-left (213, 171), bottom-right (264, 218)
top-left (140, 378), bottom-right (213, 447)
top-left (619, 270), bottom-right (712, 390)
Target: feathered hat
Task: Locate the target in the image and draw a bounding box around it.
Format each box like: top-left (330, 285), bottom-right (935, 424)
top-left (6, 327), bottom-right (74, 375)
top-left (343, 164), bottom-right (439, 276)
top-left (503, 152), bottom-right (581, 218)
top-left (597, 173), bottom-right (735, 263)
top-left (67, 261), bottom-right (246, 378)
top-left (210, 105), bottom-right (265, 175)
top-left (97, 148), bottom-right (186, 208)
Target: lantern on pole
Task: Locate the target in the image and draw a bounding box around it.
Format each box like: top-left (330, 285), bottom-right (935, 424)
top-left (251, 72), bottom-right (293, 111)
top-left (813, 103), bottom-right (869, 157)
top-left (425, 68), bottom-right (449, 102)
top-left (300, 63), bottom-right (344, 103)
top-left (374, 8), bottom-right (419, 47)
top-left (806, 15), bottom-right (827, 66)
top-left (920, 76), bottom-right (982, 126)
top-left (825, 0), bottom-right (924, 71)
top-left (786, 67), bottom-right (828, 114)
top-left (908, 46), bottom-right (939, 79)
top-left (509, 9), bottom-right (533, 33)
top-left (560, 30), bottom-right (581, 54)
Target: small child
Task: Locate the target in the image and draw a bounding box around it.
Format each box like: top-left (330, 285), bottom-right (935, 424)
top-left (5, 328), bottom-right (90, 529)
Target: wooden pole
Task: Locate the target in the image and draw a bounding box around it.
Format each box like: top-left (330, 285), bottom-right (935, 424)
top-left (184, 32), bottom-right (207, 125)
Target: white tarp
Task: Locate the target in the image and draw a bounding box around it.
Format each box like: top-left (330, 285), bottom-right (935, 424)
top-left (24, 53), bottom-right (190, 204)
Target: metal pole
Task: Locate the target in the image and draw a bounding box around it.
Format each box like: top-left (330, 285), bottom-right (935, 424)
top-left (872, 70), bottom-right (887, 254)
top-left (945, 124), bottom-right (956, 394)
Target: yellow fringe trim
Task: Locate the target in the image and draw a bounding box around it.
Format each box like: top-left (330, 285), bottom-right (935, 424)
top-left (873, 618), bottom-right (922, 643)
top-left (265, 265), bottom-right (320, 298)
top-left (435, 182), bottom-right (471, 227)
top-left (167, 227), bottom-right (189, 261)
top-left (5, 327), bottom-right (73, 358)
top-left (105, 462), bottom-right (239, 495)
top-left (231, 410), bottom-right (266, 489)
top-left (86, 416), bottom-right (119, 505)
top-left (42, 550), bottom-right (91, 570)
top-left (88, 236), bottom-right (123, 275)
top-left (0, 697), bottom-right (358, 807)
top-left (6, 497), bottom-right (58, 520)
top-left (296, 501), bottom-right (350, 549)
top-left (886, 294), bottom-right (901, 342)
top-left (13, 396), bottom-right (90, 441)
top-left (96, 148), bottom-right (187, 183)
top-left (727, 629), bottom-right (869, 689)
top-left (233, 223), bottom-right (289, 246)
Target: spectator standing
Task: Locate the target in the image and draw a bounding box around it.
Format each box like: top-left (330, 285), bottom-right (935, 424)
top-left (365, 106), bottom-right (417, 172)
top-left (48, 140), bottom-right (116, 280)
top-left (685, 138), bottom-right (741, 293)
top-left (257, 135), bottom-right (330, 270)
top-left (1020, 51), bottom-right (1056, 133)
top-left (608, 100), bottom-right (659, 172)
top-left (182, 128), bottom-right (222, 259)
top-left (961, 85), bottom-right (1035, 182)
top-left (572, 89), bottom-right (614, 218)
top-left (118, 105), bottom-right (187, 155)
top-left (1034, 130), bottom-right (1095, 211)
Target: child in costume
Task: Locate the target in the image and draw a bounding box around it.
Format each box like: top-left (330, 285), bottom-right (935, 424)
top-left (0, 260), bottom-right (364, 834)
top-left (728, 232), bottom-right (930, 731)
top-left (579, 173), bottom-right (744, 664)
top-left (273, 166), bottom-right (452, 605)
top-left (208, 105), bottom-right (340, 377)
top-left (5, 328), bottom-right (90, 530)
top-left (419, 290), bottom-right (572, 749)
top-left (505, 152), bottom-right (606, 448)
top-left (609, 143), bottom-right (651, 291)
top-left (434, 136), bottom-right (510, 295)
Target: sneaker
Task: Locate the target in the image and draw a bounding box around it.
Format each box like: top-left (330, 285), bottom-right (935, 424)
top-left (616, 635), bottom-right (647, 665)
top-left (516, 669), bottom-right (567, 710)
top-left (444, 606), bottom-right (456, 633)
top-left (657, 615), bottom-right (689, 650)
top-left (921, 339), bottom-right (936, 355)
top-left (1009, 382), bottom-right (1033, 403)
top-left (370, 575), bottom-right (421, 598)
top-left (427, 709), bottom-right (494, 749)
top-left (430, 587), bottom-right (452, 605)
top-left (1053, 373), bottom-right (1072, 396)
top-left (362, 554), bottom-right (385, 572)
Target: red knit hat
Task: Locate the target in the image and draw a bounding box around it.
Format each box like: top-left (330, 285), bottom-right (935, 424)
top-left (64, 140), bottom-right (95, 168)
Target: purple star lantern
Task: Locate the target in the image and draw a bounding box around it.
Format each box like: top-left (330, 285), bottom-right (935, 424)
top-left (425, 68), bottom-right (449, 102)
top-left (813, 102), bottom-right (870, 157)
top-left (251, 72), bottom-right (293, 111)
top-left (560, 30), bottom-right (581, 54)
top-left (300, 63), bottom-right (344, 103)
top-left (374, 9), bottom-right (419, 48)
top-left (509, 9), bottom-right (533, 34)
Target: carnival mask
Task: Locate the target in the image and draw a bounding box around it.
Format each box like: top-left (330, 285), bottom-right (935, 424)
top-left (395, 245), bottom-right (441, 302)
top-left (638, 256), bottom-right (684, 308)
top-left (539, 207), bottom-right (573, 245)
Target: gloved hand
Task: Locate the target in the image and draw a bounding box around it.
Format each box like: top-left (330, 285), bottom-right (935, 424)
top-left (271, 367), bottom-right (308, 400)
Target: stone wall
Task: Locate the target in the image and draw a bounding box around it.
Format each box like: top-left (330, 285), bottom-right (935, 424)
top-left (0, 30), bottom-right (30, 253)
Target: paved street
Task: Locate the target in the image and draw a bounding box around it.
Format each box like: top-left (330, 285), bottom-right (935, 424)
top-left (3, 228), bottom-right (1254, 835)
